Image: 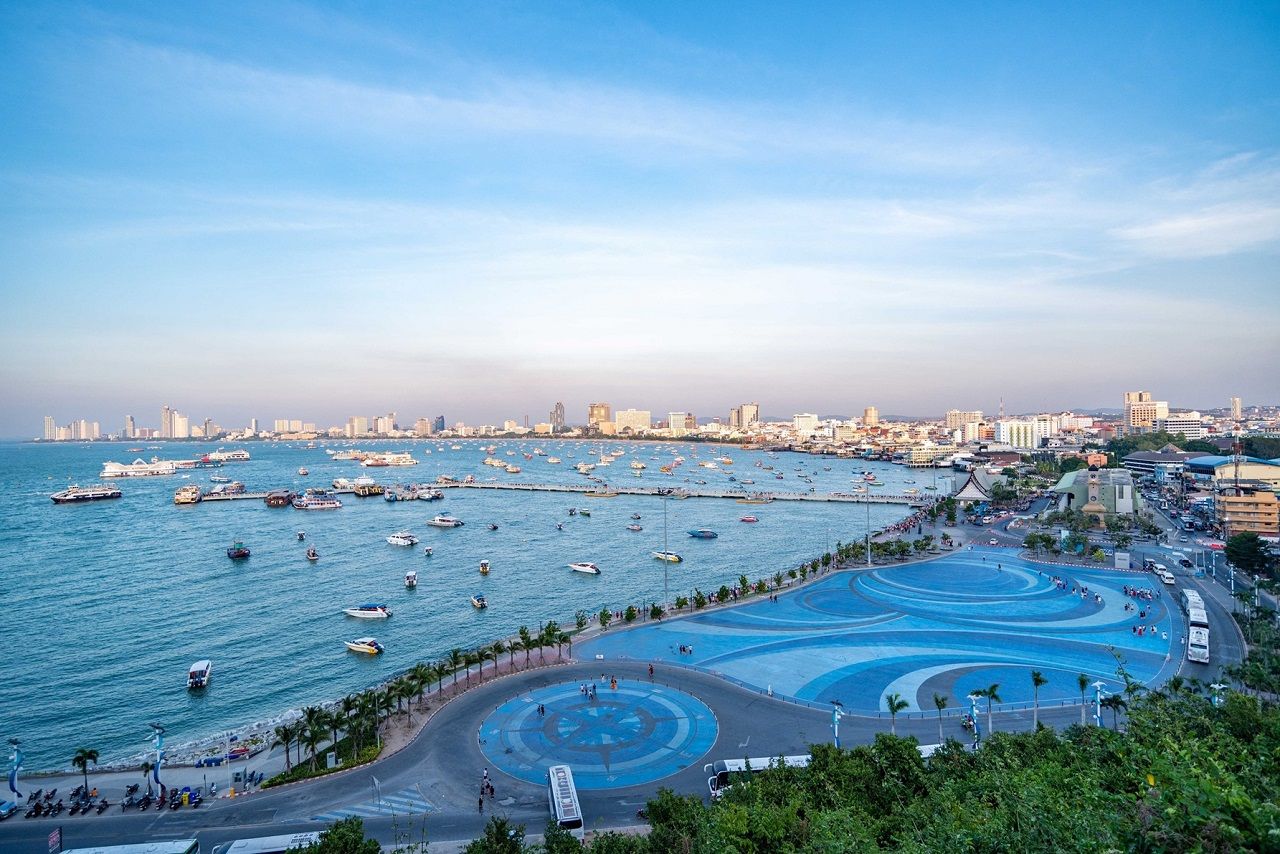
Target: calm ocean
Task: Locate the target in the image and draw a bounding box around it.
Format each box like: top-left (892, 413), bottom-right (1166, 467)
top-left (0, 439), bottom-right (945, 770)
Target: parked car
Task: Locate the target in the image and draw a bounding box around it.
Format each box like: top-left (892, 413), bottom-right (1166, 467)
top-left (0, 801), bottom-right (18, 820)
top-left (989, 538), bottom-right (999, 546)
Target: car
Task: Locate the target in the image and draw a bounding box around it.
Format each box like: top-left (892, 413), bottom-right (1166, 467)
top-left (989, 538), bottom-right (999, 546)
top-left (0, 800), bottom-right (17, 820)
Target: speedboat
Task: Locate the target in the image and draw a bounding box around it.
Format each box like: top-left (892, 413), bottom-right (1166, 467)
top-left (577, 508), bottom-right (591, 517)
top-left (345, 637), bottom-right (384, 654)
top-left (479, 559), bottom-right (490, 575)
top-left (306, 546), bottom-right (319, 561)
top-left (630, 513), bottom-right (642, 520)
top-left (186, 660), bottom-right (212, 690)
top-left (404, 570), bottom-right (417, 588)
top-left (386, 531), bottom-right (419, 546)
top-left (226, 541), bottom-right (250, 559)
top-left (298, 468), bottom-right (309, 476)
top-left (422, 546), bottom-right (434, 556)
top-left (470, 594), bottom-right (488, 609)
top-left (568, 562), bottom-right (601, 575)
top-left (487, 523), bottom-right (499, 531)
top-left (688, 529), bottom-right (718, 539)
top-left (344, 604), bottom-right (392, 619)
top-left (652, 551), bottom-right (684, 563)
top-left (739, 515), bottom-right (759, 523)
top-left (426, 515), bottom-right (464, 528)
top-left (209, 475), bottom-right (231, 483)
top-left (626, 524), bottom-right (643, 532)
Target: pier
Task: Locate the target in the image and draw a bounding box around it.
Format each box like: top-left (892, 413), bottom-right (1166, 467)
top-left (432, 481), bottom-right (927, 505)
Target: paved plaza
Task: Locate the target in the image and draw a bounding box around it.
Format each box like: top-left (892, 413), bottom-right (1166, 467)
top-left (580, 547), bottom-right (1178, 711)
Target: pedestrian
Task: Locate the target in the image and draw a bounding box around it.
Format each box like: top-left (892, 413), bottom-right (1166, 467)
top-left (648, 663), bottom-right (654, 678)
top-left (483, 767), bottom-right (488, 782)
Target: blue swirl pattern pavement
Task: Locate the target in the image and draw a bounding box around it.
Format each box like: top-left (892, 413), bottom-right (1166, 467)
top-left (580, 549), bottom-right (1176, 710)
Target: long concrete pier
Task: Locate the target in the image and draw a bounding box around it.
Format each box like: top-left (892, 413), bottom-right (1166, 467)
top-left (433, 481), bottom-right (929, 505)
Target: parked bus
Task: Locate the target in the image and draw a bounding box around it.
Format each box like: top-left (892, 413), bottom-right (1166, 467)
top-left (1188, 626), bottom-right (1210, 664)
top-left (705, 746), bottom-right (943, 799)
top-left (1181, 589), bottom-right (1204, 614)
top-left (1187, 607), bottom-right (1209, 630)
top-left (62, 842), bottom-right (200, 854)
top-left (546, 764), bottom-right (584, 840)
top-left (211, 833), bottom-right (321, 854)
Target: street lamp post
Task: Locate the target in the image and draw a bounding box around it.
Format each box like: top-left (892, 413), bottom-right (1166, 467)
top-left (865, 499), bottom-right (872, 567)
top-left (148, 723), bottom-right (165, 793)
top-left (830, 700), bottom-right (844, 748)
top-left (1209, 682), bottom-right (1226, 709)
top-left (1092, 682), bottom-right (1106, 727)
top-left (967, 693), bottom-right (982, 743)
top-left (7, 738), bottom-right (22, 800)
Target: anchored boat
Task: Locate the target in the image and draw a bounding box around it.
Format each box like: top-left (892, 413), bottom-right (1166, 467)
top-left (345, 637), bottom-right (384, 655)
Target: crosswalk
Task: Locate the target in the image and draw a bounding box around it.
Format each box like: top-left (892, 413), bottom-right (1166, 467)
top-left (313, 785), bottom-right (435, 821)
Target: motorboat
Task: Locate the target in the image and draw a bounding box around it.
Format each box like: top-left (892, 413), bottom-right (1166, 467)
top-left (470, 594), bottom-right (488, 609)
top-left (404, 570), bottom-right (418, 588)
top-left (297, 468), bottom-right (309, 476)
top-left (386, 531), bottom-right (419, 546)
top-left (568, 562), bottom-right (601, 575)
top-left (626, 524), bottom-right (643, 532)
top-left (487, 523), bottom-right (499, 531)
top-left (186, 660), bottom-right (212, 690)
top-left (479, 559), bottom-right (490, 575)
top-left (264, 490), bottom-right (295, 507)
top-left (297, 531), bottom-right (306, 541)
top-left (209, 475), bottom-right (231, 483)
top-left (422, 546), bottom-right (434, 556)
top-left (345, 637), bottom-right (384, 654)
top-left (173, 484), bottom-right (202, 505)
top-left (344, 604), bottom-right (392, 619)
top-left (546, 457), bottom-right (561, 464)
top-left (426, 515), bottom-right (464, 528)
top-left (687, 529), bottom-right (719, 539)
top-left (306, 546), bottom-right (319, 561)
top-left (652, 551), bottom-right (684, 563)
top-left (577, 508), bottom-right (591, 517)
top-left (631, 513), bottom-right (642, 520)
top-left (740, 515), bottom-right (759, 523)
top-left (50, 483), bottom-right (123, 503)
top-left (226, 541), bottom-right (250, 560)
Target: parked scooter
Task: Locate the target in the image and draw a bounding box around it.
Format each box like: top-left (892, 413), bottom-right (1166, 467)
top-left (96, 799), bottom-right (109, 814)
top-left (43, 788), bottom-right (57, 802)
top-left (125, 783), bottom-right (140, 797)
top-left (26, 788), bottom-right (43, 804)
top-left (25, 802), bottom-right (43, 819)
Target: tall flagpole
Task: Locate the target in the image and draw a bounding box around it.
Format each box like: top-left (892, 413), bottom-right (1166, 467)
top-left (149, 724), bottom-right (165, 791)
top-left (7, 738), bottom-right (22, 799)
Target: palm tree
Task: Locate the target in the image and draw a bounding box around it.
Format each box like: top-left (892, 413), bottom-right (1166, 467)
top-left (410, 663), bottom-right (432, 705)
top-left (140, 760), bottom-right (154, 791)
top-left (448, 648), bottom-right (464, 689)
top-left (982, 684), bottom-right (1001, 736)
top-left (543, 621), bottom-right (561, 662)
top-left (303, 722), bottom-right (325, 770)
top-left (1101, 694), bottom-right (1127, 730)
top-left (885, 693), bottom-right (908, 735)
top-left (1077, 673), bottom-right (1089, 726)
top-left (507, 640), bottom-right (521, 672)
top-left (518, 626), bottom-right (533, 666)
top-left (463, 651), bottom-right (479, 687)
top-left (558, 632), bottom-right (571, 662)
top-left (490, 641), bottom-right (506, 676)
top-left (1031, 670), bottom-right (1048, 729)
top-left (72, 747), bottom-right (99, 795)
top-left (272, 724), bottom-right (294, 773)
top-left (932, 693), bottom-right (948, 744)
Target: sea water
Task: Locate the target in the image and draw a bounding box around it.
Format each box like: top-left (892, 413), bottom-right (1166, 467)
top-left (0, 439), bottom-right (943, 769)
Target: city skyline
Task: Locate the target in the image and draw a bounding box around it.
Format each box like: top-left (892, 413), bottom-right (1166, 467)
top-left (3, 3), bottom-right (1279, 437)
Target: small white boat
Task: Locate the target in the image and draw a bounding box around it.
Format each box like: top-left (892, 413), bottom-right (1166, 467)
top-left (345, 637), bottom-right (384, 654)
top-left (344, 603), bottom-right (392, 619)
top-left (405, 570), bottom-right (418, 588)
top-left (386, 531), bottom-right (419, 546)
top-left (626, 524), bottom-right (643, 532)
top-left (422, 546), bottom-right (434, 557)
top-left (426, 515), bottom-right (465, 528)
top-left (652, 551), bottom-right (684, 563)
top-left (298, 467), bottom-right (309, 476)
top-left (187, 659), bottom-right (212, 690)
top-left (568, 562), bottom-right (601, 575)
top-left (479, 559), bottom-right (490, 575)
top-left (470, 594), bottom-right (488, 609)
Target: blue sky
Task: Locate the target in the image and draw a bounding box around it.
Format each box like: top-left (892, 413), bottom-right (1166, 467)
top-left (2, 1), bottom-right (1278, 434)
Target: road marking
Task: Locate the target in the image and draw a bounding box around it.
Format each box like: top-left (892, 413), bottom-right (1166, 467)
top-left (313, 785), bottom-right (434, 821)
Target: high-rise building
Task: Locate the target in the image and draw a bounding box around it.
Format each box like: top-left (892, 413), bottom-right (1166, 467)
top-left (1156, 412), bottom-right (1206, 440)
top-left (249, 418), bottom-right (259, 434)
top-left (945, 409), bottom-right (983, 430)
top-left (160, 405), bottom-right (173, 439)
top-left (614, 409), bottom-right (651, 434)
top-left (1230, 396), bottom-right (1242, 421)
top-left (792, 413), bottom-right (819, 433)
top-left (550, 402), bottom-right (565, 432)
top-left (43, 416), bottom-right (55, 440)
top-left (172, 414), bottom-right (190, 439)
top-left (346, 416), bottom-right (369, 437)
top-left (685, 413), bottom-right (697, 430)
top-left (740, 403), bottom-right (759, 427)
top-left (863, 406), bottom-right (879, 428)
top-left (414, 417), bottom-right (434, 437)
top-left (273, 419), bottom-right (290, 433)
top-left (1122, 391), bottom-right (1168, 435)
top-left (202, 418), bottom-right (215, 438)
top-left (433, 415), bottom-right (446, 433)
top-left (124, 415), bottom-right (135, 438)
top-left (728, 407), bottom-right (742, 430)
top-left (587, 403), bottom-right (611, 429)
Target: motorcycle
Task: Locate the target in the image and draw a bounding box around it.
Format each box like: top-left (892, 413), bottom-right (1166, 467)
top-left (27, 788), bottom-right (42, 804)
top-left (25, 803), bottom-right (43, 819)
top-left (136, 794), bottom-right (151, 810)
top-left (121, 795), bottom-right (136, 811)
top-left (49, 800), bottom-right (64, 816)
top-left (96, 799), bottom-right (109, 814)
top-left (125, 783), bottom-right (140, 797)
top-left (43, 788), bottom-right (57, 802)
top-left (68, 801), bottom-right (82, 817)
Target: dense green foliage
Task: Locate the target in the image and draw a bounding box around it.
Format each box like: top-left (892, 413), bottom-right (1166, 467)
top-left (1227, 601), bottom-right (1280, 696)
top-left (1106, 431), bottom-right (1192, 460)
top-left (459, 690), bottom-right (1279, 853)
top-left (1242, 436), bottom-right (1280, 460)
top-left (300, 817), bottom-right (382, 854)
top-left (1226, 531), bottom-right (1279, 581)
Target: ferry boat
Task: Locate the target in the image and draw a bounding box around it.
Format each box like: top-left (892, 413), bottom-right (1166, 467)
top-left (404, 570), bottom-right (417, 588)
top-left (688, 529), bottom-right (718, 539)
top-left (292, 491), bottom-right (343, 510)
top-left (264, 489), bottom-right (295, 507)
top-left (470, 594), bottom-right (488, 610)
top-left (173, 484), bottom-right (202, 505)
top-left (426, 514), bottom-right (464, 528)
top-left (208, 481), bottom-right (246, 496)
top-left (386, 531), bottom-right (419, 546)
top-left (186, 660), bottom-right (212, 690)
top-left (343, 604), bottom-right (392, 619)
top-left (50, 484), bottom-right (122, 503)
top-left (345, 637), bottom-right (384, 654)
top-left (652, 551), bottom-right (684, 563)
top-left (207, 449), bottom-right (251, 462)
top-left (210, 474), bottom-right (231, 483)
top-left (100, 458), bottom-right (177, 478)
top-left (739, 515), bottom-right (759, 523)
top-left (626, 524), bottom-right (643, 532)
top-left (226, 540), bottom-right (251, 559)
top-left (630, 460), bottom-right (646, 470)
top-left (568, 562), bottom-right (601, 575)
top-left (479, 559), bottom-right (490, 575)
top-left (306, 546), bottom-right (319, 561)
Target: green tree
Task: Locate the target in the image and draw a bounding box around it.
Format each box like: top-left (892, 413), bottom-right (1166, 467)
top-left (738, 573), bottom-right (750, 592)
top-left (448, 648), bottom-right (465, 686)
top-left (1226, 531), bottom-right (1277, 580)
top-left (717, 584), bottom-right (731, 602)
top-left (1031, 670), bottom-right (1048, 729)
top-left (540, 818), bottom-right (584, 853)
top-left (624, 604), bottom-right (637, 623)
top-left (1078, 673), bottom-right (1090, 726)
top-left (72, 746), bottom-right (99, 796)
top-left (649, 602), bottom-right (665, 621)
top-left (693, 589), bottom-right (707, 609)
top-left (463, 816), bottom-right (524, 854)
top-left (309, 816), bottom-right (384, 854)
top-left (674, 595), bottom-right (689, 611)
top-left (885, 692), bottom-right (909, 735)
top-left (1101, 694), bottom-right (1127, 730)
top-left (598, 608), bottom-right (611, 629)
top-left (518, 627), bottom-right (533, 666)
top-left (932, 693), bottom-right (948, 743)
top-left (981, 684), bottom-right (1001, 735)
top-left (273, 723), bottom-right (294, 773)
top-left (574, 609), bottom-right (589, 631)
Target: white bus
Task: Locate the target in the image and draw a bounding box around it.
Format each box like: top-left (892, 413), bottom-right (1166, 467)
top-left (704, 755), bottom-right (810, 799)
top-left (62, 842), bottom-right (200, 854)
top-left (546, 764), bottom-right (584, 840)
top-left (1181, 589), bottom-right (1204, 614)
top-left (211, 833), bottom-right (321, 854)
top-left (1188, 626), bottom-right (1210, 664)
top-left (1187, 607), bottom-right (1209, 630)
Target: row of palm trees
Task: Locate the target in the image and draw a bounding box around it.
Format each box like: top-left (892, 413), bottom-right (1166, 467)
top-left (269, 622), bottom-right (571, 778)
